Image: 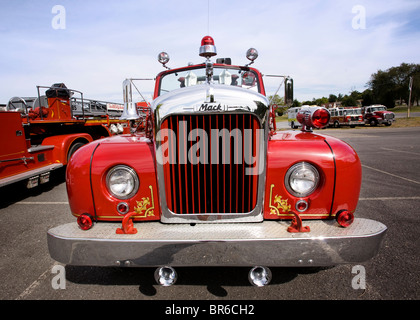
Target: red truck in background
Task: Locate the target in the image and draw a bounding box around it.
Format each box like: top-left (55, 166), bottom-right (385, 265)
top-left (362, 104), bottom-right (395, 126)
top-left (0, 83), bottom-right (133, 189)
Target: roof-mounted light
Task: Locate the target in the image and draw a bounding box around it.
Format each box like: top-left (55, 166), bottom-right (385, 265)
top-left (199, 35), bottom-right (217, 58)
top-left (246, 48), bottom-right (258, 65)
top-left (158, 52), bottom-right (170, 69)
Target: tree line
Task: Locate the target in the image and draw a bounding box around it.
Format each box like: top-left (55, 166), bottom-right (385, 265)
top-left (290, 62), bottom-right (420, 109)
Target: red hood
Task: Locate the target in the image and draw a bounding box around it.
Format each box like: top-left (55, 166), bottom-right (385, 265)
top-left (374, 110), bottom-right (394, 116)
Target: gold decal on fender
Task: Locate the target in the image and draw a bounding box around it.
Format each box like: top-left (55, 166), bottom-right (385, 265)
top-left (269, 184), bottom-right (291, 216)
top-left (133, 185), bottom-right (155, 218)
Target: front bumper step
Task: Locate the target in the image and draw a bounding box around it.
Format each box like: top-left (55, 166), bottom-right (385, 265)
top-left (47, 218), bottom-right (386, 267)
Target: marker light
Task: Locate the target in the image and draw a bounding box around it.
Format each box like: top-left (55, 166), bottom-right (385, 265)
top-left (199, 35), bottom-right (217, 58)
top-left (117, 202), bottom-right (129, 214)
top-left (77, 213), bottom-right (93, 230)
top-left (296, 199), bottom-right (309, 212)
top-left (336, 210), bottom-right (354, 228)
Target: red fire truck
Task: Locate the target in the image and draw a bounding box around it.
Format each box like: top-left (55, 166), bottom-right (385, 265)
top-left (362, 104), bottom-right (395, 126)
top-left (0, 83), bottom-right (131, 189)
top-left (329, 107), bottom-right (364, 128)
top-left (47, 37), bottom-right (387, 286)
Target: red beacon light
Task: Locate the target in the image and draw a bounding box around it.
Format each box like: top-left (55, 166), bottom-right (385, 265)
top-left (297, 106), bottom-right (330, 132)
top-left (199, 35), bottom-right (217, 58)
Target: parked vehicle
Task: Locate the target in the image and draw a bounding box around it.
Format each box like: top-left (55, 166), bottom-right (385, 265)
top-left (362, 104), bottom-right (395, 126)
top-left (287, 106), bottom-right (301, 129)
top-left (0, 83), bottom-right (130, 189)
top-left (47, 36), bottom-right (386, 286)
top-left (329, 107), bottom-right (364, 128)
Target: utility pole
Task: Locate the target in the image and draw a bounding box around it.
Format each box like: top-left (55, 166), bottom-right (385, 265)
top-left (408, 76), bottom-right (413, 118)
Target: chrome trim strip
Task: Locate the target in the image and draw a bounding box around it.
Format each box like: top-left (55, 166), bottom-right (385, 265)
top-left (0, 163), bottom-right (63, 188)
top-left (47, 218), bottom-right (387, 267)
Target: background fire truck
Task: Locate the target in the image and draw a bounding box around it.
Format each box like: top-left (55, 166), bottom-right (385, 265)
top-left (0, 83), bottom-right (132, 189)
top-left (328, 107), bottom-right (364, 128)
top-left (362, 104), bottom-right (395, 126)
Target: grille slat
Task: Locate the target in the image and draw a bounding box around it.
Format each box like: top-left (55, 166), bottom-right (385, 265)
top-left (162, 114), bottom-right (260, 214)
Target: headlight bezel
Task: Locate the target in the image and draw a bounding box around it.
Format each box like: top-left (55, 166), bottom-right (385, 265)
top-left (284, 162), bottom-right (320, 197)
top-left (106, 165), bottom-right (139, 200)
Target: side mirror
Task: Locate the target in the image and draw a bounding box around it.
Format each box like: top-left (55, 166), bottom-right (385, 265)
top-left (285, 77), bottom-right (293, 105)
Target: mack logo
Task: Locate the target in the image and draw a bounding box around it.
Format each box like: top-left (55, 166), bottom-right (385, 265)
top-left (196, 103), bottom-right (225, 112)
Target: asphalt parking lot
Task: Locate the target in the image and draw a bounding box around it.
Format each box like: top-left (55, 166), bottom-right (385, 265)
top-left (0, 126), bottom-right (419, 303)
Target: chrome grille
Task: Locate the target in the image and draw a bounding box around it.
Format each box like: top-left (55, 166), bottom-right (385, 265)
top-left (161, 114), bottom-right (261, 214)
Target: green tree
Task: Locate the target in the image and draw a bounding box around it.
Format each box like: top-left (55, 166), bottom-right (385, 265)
top-left (315, 97), bottom-right (329, 106)
top-left (367, 63), bottom-right (420, 108)
top-left (341, 95), bottom-right (358, 107)
top-left (291, 99), bottom-right (301, 108)
top-left (328, 94), bottom-right (337, 102)
top-left (361, 89), bottom-right (374, 106)
top-left (268, 94), bottom-right (284, 106)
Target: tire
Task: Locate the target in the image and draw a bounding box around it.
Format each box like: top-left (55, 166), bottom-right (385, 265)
top-left (334, 121), bottom-right (340, 128)
top-left (67, 142), bottom-right (86, 162)
top-left (369, 119), bottom-right (377, 127)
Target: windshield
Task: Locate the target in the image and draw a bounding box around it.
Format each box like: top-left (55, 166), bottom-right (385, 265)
top-left (345, 108), bottom-right (361, 115)
top-left (158, 66), bottom-right (261, 96)
top-left (371, 106), bottom-right (386, 112)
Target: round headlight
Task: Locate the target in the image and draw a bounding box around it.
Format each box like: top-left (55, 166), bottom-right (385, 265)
top-left (106, 165), bottom-right (139, 199)
top-left (285, 162), bottom-right (320, 197)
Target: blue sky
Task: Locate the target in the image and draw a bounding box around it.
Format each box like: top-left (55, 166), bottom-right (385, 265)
top-left (0, 0), bottom-right (419, 104)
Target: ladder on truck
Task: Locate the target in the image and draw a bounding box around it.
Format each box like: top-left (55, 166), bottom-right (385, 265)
top-left (71, 98), bottom-right (123, 118)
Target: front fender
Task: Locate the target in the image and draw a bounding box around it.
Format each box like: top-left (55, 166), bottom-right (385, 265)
top-left (264, 131), bottom-right (361, 220)
top-left (66, 134), bottom-right (160, 221)
top-left (42, 133), bottom-right (93, 165)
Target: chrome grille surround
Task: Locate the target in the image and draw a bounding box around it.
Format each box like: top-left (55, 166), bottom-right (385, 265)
top-left (152, 83), bottom-right (269, 223)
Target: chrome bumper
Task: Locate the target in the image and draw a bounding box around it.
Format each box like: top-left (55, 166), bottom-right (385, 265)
top-left (379, 118), bottom-right (395, 124)
top-left (47, 218), bottom-right (386, 267)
